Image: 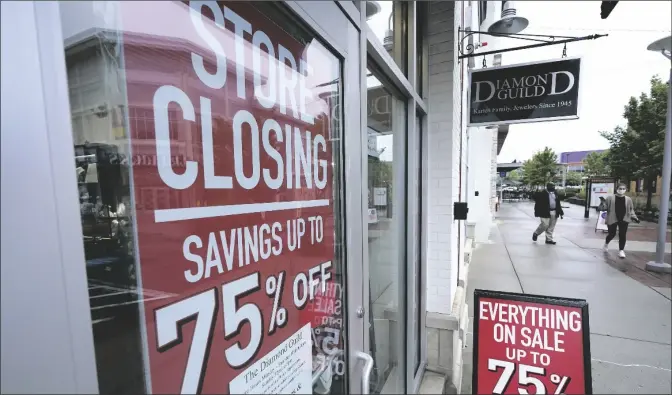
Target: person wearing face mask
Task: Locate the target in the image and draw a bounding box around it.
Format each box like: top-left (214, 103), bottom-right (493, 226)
top-left (532, 182), bottom-right (564, 245)
top-left (600, 183), bottom-right (639, 258)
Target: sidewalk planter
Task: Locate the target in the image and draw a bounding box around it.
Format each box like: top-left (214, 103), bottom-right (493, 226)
top-left (567, 197), bottom-right (586, 206)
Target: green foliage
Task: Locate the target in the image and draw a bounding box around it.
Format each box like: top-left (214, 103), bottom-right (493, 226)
top-left (368, 157), bottom-right (393, 205)
top-left (601, 126), bottom-right (635, 180)
top-left (564, 190), bottom-right (578, 198)
top-left (583, 150), bottom-right (610, 177)
top-left (557, 189), bottom-right (578, 199)
top-left (600, 76), bottom-right (668, 180)
top-left (600, 76), bottom-right (668, 209)
top-left (564, 171), bottom-right (584, 186)
top-left (506, 168), bottom-right (523, 183)
top-left (521, 147), bottom-right (559, 187)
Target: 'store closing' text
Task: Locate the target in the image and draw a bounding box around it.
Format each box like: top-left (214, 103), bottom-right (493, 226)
top-left (122, 1), bottom-right (342, 394)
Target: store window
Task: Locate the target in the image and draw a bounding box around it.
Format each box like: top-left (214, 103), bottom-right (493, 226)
top-left (62, 2), bottom-right (348, 394)
top-left (366, 1), bottom-right (408, 76)
top-left (366, 67), bottom-right (407, 393)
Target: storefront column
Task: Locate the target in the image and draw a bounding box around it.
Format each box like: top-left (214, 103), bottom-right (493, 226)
top-left (421, 1), bottom-right (470, 393)
top-left (1, 1), bottom-right (98, 393)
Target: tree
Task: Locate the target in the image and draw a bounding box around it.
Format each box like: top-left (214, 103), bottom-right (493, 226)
top-left (521, 147), bottom-right (559, 187)
top-left (583, 150), bottom-right (610, 177)
top-left (601, 126), bottom-right (638, 181)
top-left (565, 171), bottom-right (584, 186)
top-left (368, 156), bottom-right (393, 206)
top-left (601, 76), bottom-right (668, 209)
top-left (521, 159), bottom-right (538, 186)
top-left (506, 168), bottom-right (522, 183)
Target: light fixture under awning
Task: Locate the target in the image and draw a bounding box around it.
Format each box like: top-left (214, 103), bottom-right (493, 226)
top-left (600, 1), bottom-right (619, 19)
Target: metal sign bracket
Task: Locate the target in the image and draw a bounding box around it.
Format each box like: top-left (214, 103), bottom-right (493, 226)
top-left (458, 28), bottom-right (608, 60)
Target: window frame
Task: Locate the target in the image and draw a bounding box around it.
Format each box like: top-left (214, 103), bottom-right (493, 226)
top-left (12, 0), bottom-right (365, 393)
top-left (1, 2), bottom-right (100, 392)
top-left (479, 1), bottom-right (488, 26)
top-left (2, 0), bottom-right (431, 393)
top-left (364, 1), bottom-right (428, 393)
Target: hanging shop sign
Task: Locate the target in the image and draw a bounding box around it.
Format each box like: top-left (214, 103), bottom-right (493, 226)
top-left (122, 1), bottom-right (341, 393)
top-left (367, 86), bottom-right (392, 133)
top-left (468, 58), bottom-right (582, 127)
top-left (472, 289), bottom-right (592, 395)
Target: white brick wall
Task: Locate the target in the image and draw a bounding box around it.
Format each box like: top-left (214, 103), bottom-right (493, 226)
top-left (465, 1), bottom-right (512, 243)
top-left (426, 1), bottom-right (463, 314)
top-left (467, 125), bottom-right (495, 242)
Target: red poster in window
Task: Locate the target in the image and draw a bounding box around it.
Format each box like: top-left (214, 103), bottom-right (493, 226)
top-left (121, 1), bottom-right (340, 393)
top-left (473, 290), bottom-right (593, 395)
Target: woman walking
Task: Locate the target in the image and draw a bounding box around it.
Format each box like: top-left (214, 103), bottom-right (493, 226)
top-left (600, 184), bottom-right (640, 258)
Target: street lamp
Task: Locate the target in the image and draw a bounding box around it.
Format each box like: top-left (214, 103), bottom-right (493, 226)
top-left (365, 1), bottom-right (381, 20)
top-left (488, 1), bottom-right (529, 35)
top-left (645, 35), bottom-right (672, 274)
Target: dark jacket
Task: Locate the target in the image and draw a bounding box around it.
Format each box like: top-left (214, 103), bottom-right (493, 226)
top-left (534, 190), bottom-right (564, 218)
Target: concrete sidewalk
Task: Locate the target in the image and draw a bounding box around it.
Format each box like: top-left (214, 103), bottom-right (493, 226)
top-left (461, 202), bottom-right (672, 394)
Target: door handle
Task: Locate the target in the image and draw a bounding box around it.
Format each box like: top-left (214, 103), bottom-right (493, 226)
top-left (356, 351), bottom-right (374, 395)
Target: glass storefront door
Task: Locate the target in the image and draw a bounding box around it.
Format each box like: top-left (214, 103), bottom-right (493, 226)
top-left (58, 1), bottom-right (367, 394)
top-left (365, 68), bottom-right (407, 394)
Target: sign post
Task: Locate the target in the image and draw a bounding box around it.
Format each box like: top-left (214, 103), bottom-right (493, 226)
top-left (473, 289), bottom-right (592, 395)
top-left (468, 58), bottom-right (582, 127)
top-left (584, 179), bottom-right (592, 219)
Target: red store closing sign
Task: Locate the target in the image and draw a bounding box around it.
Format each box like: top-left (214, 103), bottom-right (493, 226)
top-left (472, 290), bottom-right (593, 395)
top-left (121, 1), bottom-right (341, 393)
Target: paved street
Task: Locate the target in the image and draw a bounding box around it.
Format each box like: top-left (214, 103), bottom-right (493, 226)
top-left (462, 201), bottom-right (671, 394)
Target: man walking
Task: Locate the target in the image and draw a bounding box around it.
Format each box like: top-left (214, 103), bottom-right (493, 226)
top-left (532, 182), bottom-right (564, 245)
